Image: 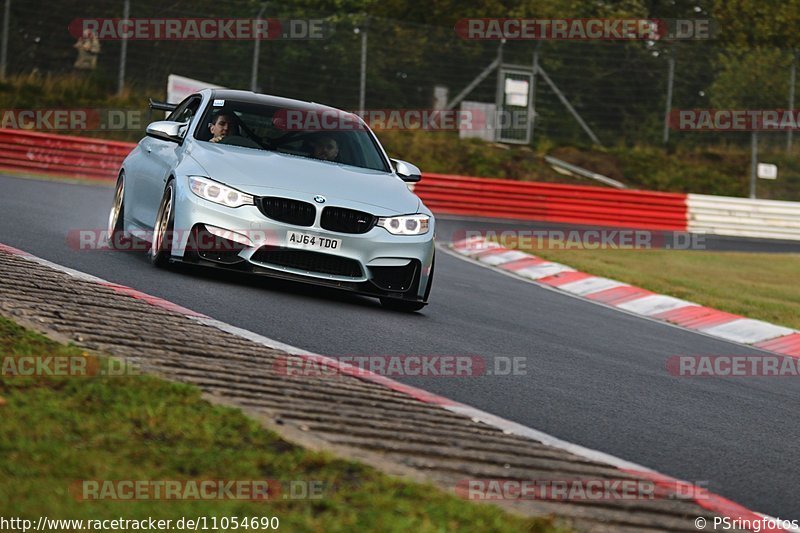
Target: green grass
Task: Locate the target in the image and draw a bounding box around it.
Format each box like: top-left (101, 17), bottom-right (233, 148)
top-left (505, 244), bottom-right (800, 330)
top-left (0, 316), bottom-right (562, 532)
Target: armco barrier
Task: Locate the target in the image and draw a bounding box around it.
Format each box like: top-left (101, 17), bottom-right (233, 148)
top-left (0, 131), bottom-right (689, 231)
top-left (688, 194), bottom-right (800, 241)
top-left (414, 172), bottom-right (688, 231)
top-left (3, 129), bottom-right (799, 239)
top-left (0, 129), bottom-right (134, 181)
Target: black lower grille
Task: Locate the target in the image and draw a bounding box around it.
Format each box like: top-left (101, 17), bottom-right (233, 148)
top-left (369, 261), bottom-right (419, 292)
top-left (184, 225), bottom-right (246, 264)
top-left (257, 197), bottom-right (316, 226)
top-left (251, 248), bottom-right (362, 277)
top-left (320, 206), bottom-right (376, 234)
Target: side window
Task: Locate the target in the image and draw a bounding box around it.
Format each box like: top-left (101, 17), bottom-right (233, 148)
top-left (166, 95), bottom-right (201, 124)
top-left (166, 97), bottom-right (191, 122)
top-left (172, 97), bottom-right (201, 125)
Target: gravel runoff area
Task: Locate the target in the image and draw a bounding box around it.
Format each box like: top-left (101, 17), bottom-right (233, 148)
top-left (0, 247), bottom-right (751, 532)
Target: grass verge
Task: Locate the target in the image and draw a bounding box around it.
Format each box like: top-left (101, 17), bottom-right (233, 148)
top-left (0, 315), bottom-right (562, 532)
top-left (506, 244), bottom-right (800, 330)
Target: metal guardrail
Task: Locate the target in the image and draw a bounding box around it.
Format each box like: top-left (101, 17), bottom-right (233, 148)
top-left (0, 129), bottom-right (134, 180)
top-left (688, 194), bottom-right (800, 241)
top-left (0, 129), bottom-right (686, 230)
top-left (544, 155), bottom-right (627, 189)
top-left (3, 130), bottom-right (800, 239)
top-left (416, 172), bottom-right (687, 230)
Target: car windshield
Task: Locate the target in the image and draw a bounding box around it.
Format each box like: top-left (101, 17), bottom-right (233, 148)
top-left (195, 99), bottom-right (389, 172)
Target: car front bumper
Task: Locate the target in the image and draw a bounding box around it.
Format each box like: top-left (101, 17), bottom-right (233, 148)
top-left (171, 183), bottom-right (435, 301)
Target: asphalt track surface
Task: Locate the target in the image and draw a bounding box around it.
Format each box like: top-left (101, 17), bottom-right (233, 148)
top-left (2, 173), bottom-right (798, 519)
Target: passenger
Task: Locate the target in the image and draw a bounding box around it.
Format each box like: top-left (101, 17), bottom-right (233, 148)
top-left (310, 135), bottom-right (339, 161)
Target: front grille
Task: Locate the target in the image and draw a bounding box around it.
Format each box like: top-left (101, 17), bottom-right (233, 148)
top-left (320, 206), bottom-right (376, 234)
top-left (251, 248), bottom-right (362, 278)
top-left (257, 197), bottom-right (316, 226)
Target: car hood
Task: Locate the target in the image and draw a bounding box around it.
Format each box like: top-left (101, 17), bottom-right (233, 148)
top-left (185, 142), bottom-right (420, 215)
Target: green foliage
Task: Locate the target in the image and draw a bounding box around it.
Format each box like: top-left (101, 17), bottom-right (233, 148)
top-left (379, 129), bottom-right (577, 182)
top-left (710, 48), bottom-right (793, 108)
top-left (711, 0), bottom-right (800, 49)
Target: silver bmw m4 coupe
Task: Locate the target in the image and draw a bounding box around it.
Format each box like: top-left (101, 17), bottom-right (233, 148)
top-left (109, 89), bottom-right (435, 311)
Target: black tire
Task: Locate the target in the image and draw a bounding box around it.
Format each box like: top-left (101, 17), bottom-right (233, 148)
top-left (107, 173), bottom-right (128, 249)
top-left (149, 180), bottom-right (176, 267)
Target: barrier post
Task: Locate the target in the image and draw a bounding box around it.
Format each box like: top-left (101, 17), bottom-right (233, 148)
top-left (250, 2), bottom-right (268, 92)
top-left (750, 131), bottom-right (758, 199)
top-left (530, 42), bottom-right (541, 141)
top-left (662, 53), bottom-right (675, 145)
top-left (0, 0), bottom-right (10, 81)
top-left (357, 16), bottom-right (368, 114)
top-left (117, 0), bottom-right (130, 96)
top-left (787, 49), bottom-right (796, 154)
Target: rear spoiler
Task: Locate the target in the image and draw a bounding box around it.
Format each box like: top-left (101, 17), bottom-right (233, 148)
top-left (149, 98), bottom-right (177, 112)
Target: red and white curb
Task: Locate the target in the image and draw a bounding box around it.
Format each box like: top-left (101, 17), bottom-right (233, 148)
top-left (0, 241), bottom-right (790, 531)
top-left (450, 236), bottom-right (800, 359)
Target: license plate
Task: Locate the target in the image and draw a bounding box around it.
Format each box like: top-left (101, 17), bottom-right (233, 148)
top-left (286, 231), bottom-right (341, 251)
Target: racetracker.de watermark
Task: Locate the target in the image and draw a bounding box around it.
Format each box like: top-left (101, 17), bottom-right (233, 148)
top-left (670, 109), bottom-right (800, 131)
top-left (273, 354), bottom-right (527, 377)
top-left (667, 355), bottom-right (800, 377)
top-left (454, 230), bottom-right (707, 251)
top-left (456, 478), bottom-right (709, 501)
top-left (70, 479), bottom-right (324, 501)
top-left (454, 18), bottom-right (714, 40)
top-left (272, 108), bottom-right (530, 132)
top-left (0, 108), bottom-right (144, 132)
top-left (69, 18), bottom-right (328, 40)
top-left (1, 355), bottom-right (138, 378)
top-left (0, 107), bottom-right (528, 133)
top-left (67, 228), bottom-right (281, 252)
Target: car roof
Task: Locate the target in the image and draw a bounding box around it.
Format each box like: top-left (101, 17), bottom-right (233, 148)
top-left (208, 89), bottom-right (345, 114)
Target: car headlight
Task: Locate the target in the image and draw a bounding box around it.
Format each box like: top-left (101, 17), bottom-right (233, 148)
top-left (188, 176), bottom-right (254, 208)
top-left (377, 214), bottom-right (430, 235)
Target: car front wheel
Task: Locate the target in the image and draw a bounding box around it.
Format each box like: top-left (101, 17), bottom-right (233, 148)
top-left (107, 173), bottom-right (128, 249)
top-left (150, 180), bottom-right (176, 267)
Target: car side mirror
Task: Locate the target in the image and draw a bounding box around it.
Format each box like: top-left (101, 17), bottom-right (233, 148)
top-left (146, 121), bottom-right (186, 143)
top-left (391, 158), bottom-right (422, 182)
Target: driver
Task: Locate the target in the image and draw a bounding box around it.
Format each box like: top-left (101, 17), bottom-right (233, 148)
top-left (310, 135), bottom-right (339, 161)
top-left (208, 110), bottom-right (238, 143)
